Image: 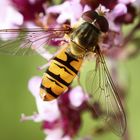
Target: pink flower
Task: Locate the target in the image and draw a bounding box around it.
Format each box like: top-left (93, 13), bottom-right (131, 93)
top-left (11, 0), bottom-right (46, 21)
top-left (44, 128), bottom-right (71, 140)
top-left (118, 0), bottom-right (136, 4)
top-left (24, 75), bottom-right (93, 139)
top-left (69, 86), bottom-right (86, 107)
top-left (111, 3), bottom-right (128, 17)
top-left (106, 3), bottom-right (127, 32)
top-left (57, 88), bottom-right (92, 137)
top-left (115, 4), bottom-right (136, 24)
top-left (22, 76), bottom-right (60, 122)
top-left (47, 0), bottom-right (83, 25)
top-left (0, 0), bottom-right (23, 40)
top-left (0, 0), bottom-right (23, 28)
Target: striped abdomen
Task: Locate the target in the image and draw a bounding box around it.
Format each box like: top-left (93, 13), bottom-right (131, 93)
top-left (40, 47), bottom-right (83, 101)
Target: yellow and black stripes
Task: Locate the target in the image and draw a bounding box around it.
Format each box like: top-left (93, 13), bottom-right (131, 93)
top-left (53, 54), bottom-right (78, 74)
top-left (46, 68), bottom-right (70, 87)
top-left (40, 46), bottom-right (83, 101)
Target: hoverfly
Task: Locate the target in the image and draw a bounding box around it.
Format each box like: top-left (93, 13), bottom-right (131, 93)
top-left (0, 10), bottom-right (126, 136)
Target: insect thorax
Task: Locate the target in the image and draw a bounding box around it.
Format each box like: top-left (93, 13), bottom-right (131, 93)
top-left (70, 22), bottom-right (100, 56)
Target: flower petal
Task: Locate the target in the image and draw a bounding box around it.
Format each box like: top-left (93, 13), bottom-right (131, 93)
top-left (46, 0), bottom-right (83, 25)
top-left (69, 86), bottom-right (85, 107)
top-left (44, 128), bottom-right (71, 140)
top-left (28, 76), bottom-right (61, 122)
top-left (28, 76), bottom-right (42, 98)
top-left (118, 0), bottom-right (136, 4)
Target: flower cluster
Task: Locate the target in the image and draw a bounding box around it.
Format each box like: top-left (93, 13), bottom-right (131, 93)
top-left (1, 0), bottom-right (139, 57)
top-left (54, 0), bottom-right (134, 60)
top-left (1, 0), bottom-right (140, 140)
top-left (11, 0), bottom-right (46, 21)
top-left (21, 77), bottom-right (99, 140)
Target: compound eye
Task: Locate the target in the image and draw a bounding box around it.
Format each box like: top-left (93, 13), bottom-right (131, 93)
top-left (82, 11), bottom-right (98, 23)
top-left (95, 16), bottom-right (109, 32)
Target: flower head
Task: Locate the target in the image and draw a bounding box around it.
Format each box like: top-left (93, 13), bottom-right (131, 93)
top-left (24, 76), bottom-right (98, 139)
top-left (0, 0), bottom-right (23, 40)
top-left (11, 0), bottom-right (46, 21)
top-left (46, 0), bottom-right (83, 25)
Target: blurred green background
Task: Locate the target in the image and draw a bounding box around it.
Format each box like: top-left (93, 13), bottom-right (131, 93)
top-left (0, 49), bottom-right (140, 140)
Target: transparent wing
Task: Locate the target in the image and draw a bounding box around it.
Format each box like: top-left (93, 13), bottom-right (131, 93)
top-left (0, 27), bottom-right (71, 55)
top-left (85, 46), bottom-right (126, 136)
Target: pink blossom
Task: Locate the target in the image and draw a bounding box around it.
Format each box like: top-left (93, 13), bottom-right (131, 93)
top-left (0, 0), bottom-right (23, 40)
top-left (96, 4), bottom-right (110, 14)
top-left (44, 128), bottom-right (71, 140)
top-left (0, 0), bottom-right (23, 28)
top-left (24, 76), bottom-right (60, 122)
top-left (69, 86), bottom-right (86, 107)
top-left (111, 3), bottom-right (128, 17)
top-left (26, 76), bottom-right (91, 139)
top-left (118, 0), bottom-right (136, 4)
top-left (106, 3), bottom-right (127, 32)
top-left (27, 77), bottom-right (91, 139)
top-left (28, 76), bottom-right (41, 98)
top-left (47, 0), bottom-right (83, 25)
top-left (11, 0), bottom-right (46, 21)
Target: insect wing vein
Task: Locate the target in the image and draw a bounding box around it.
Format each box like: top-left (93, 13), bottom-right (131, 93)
top-left (85, 47), bottom-right (126, 136)
top-left (0, 27), bottom-right (71, 55)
